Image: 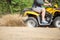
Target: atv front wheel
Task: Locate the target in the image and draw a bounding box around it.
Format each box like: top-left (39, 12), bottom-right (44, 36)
top-left (25, 17), bottom-right (38, 27)
top-left (53, 17), bottom-right (60, 28)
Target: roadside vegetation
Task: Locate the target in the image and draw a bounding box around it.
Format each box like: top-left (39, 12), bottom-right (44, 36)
top-left (0, 0), bottom-right (60, 15)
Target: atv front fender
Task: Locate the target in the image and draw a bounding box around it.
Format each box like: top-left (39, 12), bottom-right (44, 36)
top-left (24, 11), bottom-right (40, 17)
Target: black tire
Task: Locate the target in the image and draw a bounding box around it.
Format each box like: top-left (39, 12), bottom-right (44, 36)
top-left (25, 17), bottom-right (38, 27)
top-left (53, 17), bottom-right (60, 28)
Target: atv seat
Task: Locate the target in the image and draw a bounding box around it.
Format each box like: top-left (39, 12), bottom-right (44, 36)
top-left (23, 8), bottom-right (32, 12)
top-left (23, 8), bottom-right (40, 13)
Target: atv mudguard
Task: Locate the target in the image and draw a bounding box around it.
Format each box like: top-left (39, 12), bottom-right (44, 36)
top-left (24, 11), bottom-right (40, 17)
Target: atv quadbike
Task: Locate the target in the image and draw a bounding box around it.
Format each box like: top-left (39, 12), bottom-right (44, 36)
top-left (23, 4), bottom-right (60, 28)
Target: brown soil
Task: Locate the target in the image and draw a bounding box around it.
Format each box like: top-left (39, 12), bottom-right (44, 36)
top-left (0, 27), bottom-right (60, 40)
top-left (0, 14), bottom-right (26, 26)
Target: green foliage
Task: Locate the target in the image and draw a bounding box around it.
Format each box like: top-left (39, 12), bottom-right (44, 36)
top-left (0, 0), bottom-right (60, 14)
top-left (11, 0), bottom-right (33, 13)
top-left (0, 0), bottom-right (11, 15)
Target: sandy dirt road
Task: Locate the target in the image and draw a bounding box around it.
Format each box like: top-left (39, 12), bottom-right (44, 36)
top-left (0, 27), bottom-right (60, 40)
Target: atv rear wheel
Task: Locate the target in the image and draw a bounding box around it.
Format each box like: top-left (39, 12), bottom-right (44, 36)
top-left (53, 17), bottom-right (60, 28)
top-left (25, 17), bottom-right (38, 27)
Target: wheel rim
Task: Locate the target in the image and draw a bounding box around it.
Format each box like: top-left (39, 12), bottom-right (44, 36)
top-left (55, 20), bottom-right (60, 28)
top-left (26, 20), bottom-right (36, 27)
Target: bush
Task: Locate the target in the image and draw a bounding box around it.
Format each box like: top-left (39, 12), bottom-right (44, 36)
top-left (11, 0), bottom-right (33, 14)
top-left (0, 0), bottom-right (60, 14)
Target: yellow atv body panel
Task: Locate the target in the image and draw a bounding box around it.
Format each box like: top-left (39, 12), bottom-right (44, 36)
top-left (24, 11), bottom-right (40, 16)
top-left (46, 8), bottom-right (60, 15)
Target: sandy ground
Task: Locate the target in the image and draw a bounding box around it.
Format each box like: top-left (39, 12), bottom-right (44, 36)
top-left (0, 27), bottom-right (60, 40)
top-left (0, 14), bottom-right (60, 40)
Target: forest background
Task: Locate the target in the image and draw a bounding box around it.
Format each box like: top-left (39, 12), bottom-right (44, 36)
top-left (0, 0), bottom-right (60, 15)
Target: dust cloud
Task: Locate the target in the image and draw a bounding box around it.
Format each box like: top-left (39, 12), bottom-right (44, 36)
top-left (0, 14), bottom-right (26, 26)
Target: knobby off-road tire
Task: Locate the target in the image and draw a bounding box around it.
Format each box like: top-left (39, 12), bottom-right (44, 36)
top-left (53, 17), bottom-right (60, 28)
top-left (25, 17), bottom-right (38, 27)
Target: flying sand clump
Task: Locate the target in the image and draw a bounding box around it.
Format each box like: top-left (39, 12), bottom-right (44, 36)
top-left (0, 14), bottom-right (26, 26)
